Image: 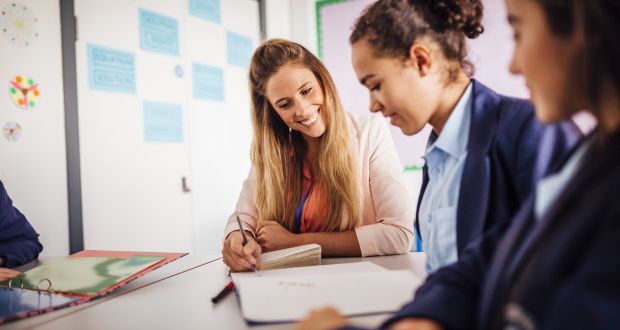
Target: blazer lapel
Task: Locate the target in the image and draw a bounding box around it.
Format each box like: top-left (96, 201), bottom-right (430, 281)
top-left (456, 80), bottom-right (500, 254)
top-left (414, 163), bottom-right (429, 241)
top-left (477, 197), bottom-right (537, 327)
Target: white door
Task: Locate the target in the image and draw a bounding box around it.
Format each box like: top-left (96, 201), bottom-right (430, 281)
top-left (75, 0), bottom-right (192, 251)
top-left (186, 0), bottom-right (258, 254)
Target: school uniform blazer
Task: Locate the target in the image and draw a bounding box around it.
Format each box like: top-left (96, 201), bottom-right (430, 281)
top-left (224, 112), bottom-right (415, 257)
top-left (383, 130), bottom-right (620, 330)
top-left (415, 80), bottom-right (580, 256)
top-left (0, 181), bottom-right (43, 268)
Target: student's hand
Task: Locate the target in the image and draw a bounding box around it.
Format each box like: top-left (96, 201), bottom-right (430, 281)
top-left (222, 230), bottom-right (262, 272)
top-left (295, 306), bottom-right (348, 330)
top-left (0, 267), bottom-right (21, 281)
top-left (389, 319), bottom-right (443, 330)
top-left (256, 220), bottom-right (297, 252)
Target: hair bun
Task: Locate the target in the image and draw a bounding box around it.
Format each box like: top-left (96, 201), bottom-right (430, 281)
top-left (430, 0), bottom-right (484, 39)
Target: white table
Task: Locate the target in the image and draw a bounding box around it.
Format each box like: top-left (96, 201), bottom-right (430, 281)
top-left (2, 254), bottom-right (221, 330)
top-left (8, 253), bottom-right (426, 330)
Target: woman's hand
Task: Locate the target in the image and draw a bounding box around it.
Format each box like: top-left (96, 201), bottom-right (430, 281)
top-left (390, 319), bottom-right (444, 330)
top-left (222, 230), bottom-right (262, 272)
top-left (0, 267), bottom-right (20, 281)
top-left (295, 307), bottom-right (348, 330)
top-left (256, 220), bottom-right (298, 252)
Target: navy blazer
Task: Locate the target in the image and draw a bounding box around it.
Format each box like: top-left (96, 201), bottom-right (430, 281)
top-left (383, 129), bottom-right (620, 330)
top-left (0, 181), bottom-right (43, 267)
top-left (415, 80), bottom-right (580, 255)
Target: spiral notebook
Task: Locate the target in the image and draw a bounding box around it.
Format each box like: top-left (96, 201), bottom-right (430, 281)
top-left (0, 250), bottom-right (186, 324)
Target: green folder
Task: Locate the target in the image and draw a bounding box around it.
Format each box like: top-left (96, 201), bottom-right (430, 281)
top-left (0, 255), bottom-right (164, 296)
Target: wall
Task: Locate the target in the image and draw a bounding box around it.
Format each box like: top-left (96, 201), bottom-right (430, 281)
top-left (0, 0), bottom-right (69, 256)
top-left (74, 0), bottom-right (259, 254)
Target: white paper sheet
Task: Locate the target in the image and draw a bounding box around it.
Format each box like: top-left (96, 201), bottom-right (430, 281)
top-left (233, 264), bottom-right (422, 323)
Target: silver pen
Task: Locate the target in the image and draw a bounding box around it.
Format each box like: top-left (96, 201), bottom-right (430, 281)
top-left (236, 216), bottom-right (259, 274)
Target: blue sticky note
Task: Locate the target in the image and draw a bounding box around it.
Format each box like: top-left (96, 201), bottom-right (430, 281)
top-left (88, 44), bottom-right (136, 94)
top-left (193, 63), bottom-right (224, 101)
top-left (189, 0), bottom-right (220, 23)
top-left (139, 9), bottom-right (179, 56)
top-left (226, 32), bottom-right (253, 67)
top-left (144, 101), bottom-right (183, 143)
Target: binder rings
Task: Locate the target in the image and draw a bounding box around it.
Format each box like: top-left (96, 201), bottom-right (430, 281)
top-left (0, 250), bottom-right (186, 324)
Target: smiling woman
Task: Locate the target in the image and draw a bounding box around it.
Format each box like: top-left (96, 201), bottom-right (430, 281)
top-left (220, 39), bottom-right (416, 272)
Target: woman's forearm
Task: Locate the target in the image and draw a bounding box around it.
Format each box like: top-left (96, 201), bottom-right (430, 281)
top-left (297, 230), bottom-right (361, 257)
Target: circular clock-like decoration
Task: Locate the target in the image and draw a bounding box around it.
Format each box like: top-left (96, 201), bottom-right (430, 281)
top-left (2, 122), bottom-right (22, 141)
top-left (1, 2), bottom-right (39, 46)
top-left (9, 75), bottom-right (40, 110)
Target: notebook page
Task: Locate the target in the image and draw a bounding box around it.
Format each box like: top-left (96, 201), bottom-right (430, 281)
top-left (257, 243), bottom-right (320, 263)
top-left (236, 269), bottom-right (422, 323)
top-left (231, 261), bottom-right (388, 290)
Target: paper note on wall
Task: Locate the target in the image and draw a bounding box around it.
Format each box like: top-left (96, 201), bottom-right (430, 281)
top-left (143, 101), bottom-right (183, 143)
top-left (226, 32), bottom-right (253, 67)
top-left (139, 9), bottom-right (179, 56)
top-left (193, 63), bottom-right (224, 101)
top-left (189, 0), bottom-right (220, 23)
top-left (87, 44), bottom-right (135, 94)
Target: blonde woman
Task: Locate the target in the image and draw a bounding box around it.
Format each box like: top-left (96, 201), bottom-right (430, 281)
top-left (222, 39), bottom-right (414, 271)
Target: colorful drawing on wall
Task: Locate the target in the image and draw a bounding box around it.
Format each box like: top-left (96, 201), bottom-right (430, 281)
top-left (193, 63), bottom-right (224, 101)
top-left (9, 75), bottom-right (39, 110)
top-left (139, 9), bottom-right (179, 56)
top-left (188, 0), bottom-right (220, 23)
top-left (226, 32), bottom-right (253, 67)
top-left (87, 44), bottom-right (136, 94)
top-left (0, 2), bottom-right (39, 46)
top-left (143, 101), bottom-right (183, 143)
top-left (2, 122), bottom-right (22, 141)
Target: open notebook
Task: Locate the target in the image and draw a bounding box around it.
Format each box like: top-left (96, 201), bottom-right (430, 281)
top-left (257, 243), bottom-right (321, 270)
top-left (231, 262), bottom-right (423, 324)
top-left (0, 250), bottom-right (185, 324)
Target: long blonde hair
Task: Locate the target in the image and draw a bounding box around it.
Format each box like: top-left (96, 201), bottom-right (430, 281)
top-left (248, 39), bottom-right (360, 232)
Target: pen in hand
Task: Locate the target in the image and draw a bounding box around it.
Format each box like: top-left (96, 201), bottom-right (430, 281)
top-left (236, 216), bottom-right (259, 274)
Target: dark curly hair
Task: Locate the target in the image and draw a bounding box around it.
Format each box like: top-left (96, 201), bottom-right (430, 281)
top-left (350, 0), bottom-right (484, 79)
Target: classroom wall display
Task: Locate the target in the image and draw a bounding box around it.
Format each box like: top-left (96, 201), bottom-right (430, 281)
top-left (0, 2), bottom-right (39, 47)
top-left (0, 0), bottom-right (70, 258)
top-left (2, 121), bottom-right (22, 141)
top-left (226, 31), bottom-right (253, 67)
top-left (139, 8), bottom-right (179, 56)
top-left (8, 75), bottom-right (39, 110)
top-left (74, 0), bottom-right (259, 254)
top-left (188, 0), bottom-right (220, 23)
top-left (192, 63), bottom-right (224, 101)
top-left (87, 43), bottom-right (136, 94)
top-left (143, 101), bottom-right (184, 143)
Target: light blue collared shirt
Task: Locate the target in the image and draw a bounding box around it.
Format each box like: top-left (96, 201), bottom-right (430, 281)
top-left (419, 83), bottom-right (473, 273)
top-left (535, 137), bottom-right (591, 221)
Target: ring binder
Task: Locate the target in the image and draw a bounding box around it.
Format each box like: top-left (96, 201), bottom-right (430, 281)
top-left (36, 279), bottom-right (52, 293)
top-left (7, 278), bottom-right (23, 290)
top-left (0, 250), bottom-right (186, 325)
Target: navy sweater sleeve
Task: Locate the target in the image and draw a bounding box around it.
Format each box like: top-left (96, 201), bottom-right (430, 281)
top-left (0, 181), bottom-right (43, 267)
